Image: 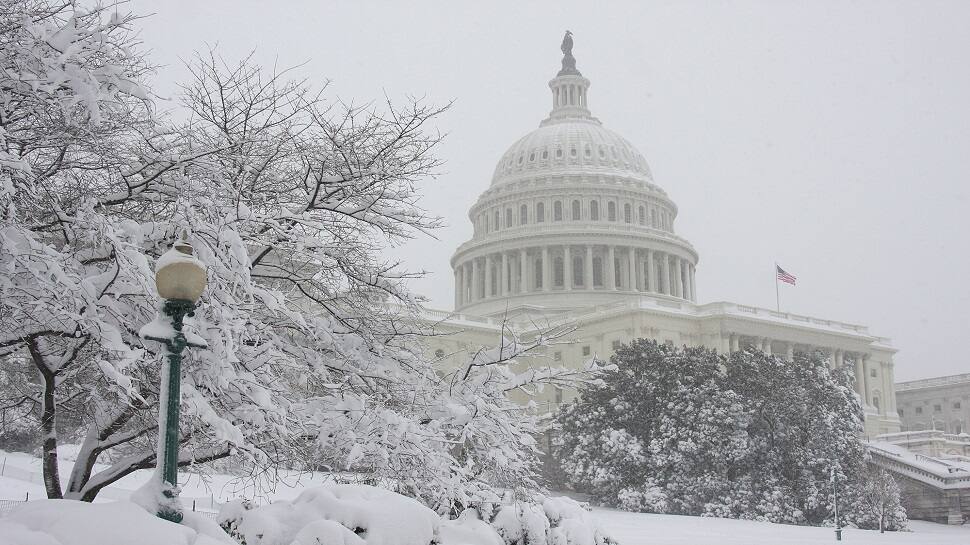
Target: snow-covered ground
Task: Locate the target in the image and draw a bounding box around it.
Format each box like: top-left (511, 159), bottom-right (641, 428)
top-left (2, 449), bottom-right (968, 544)
top-left (593, 507), bottom-right (970, 545)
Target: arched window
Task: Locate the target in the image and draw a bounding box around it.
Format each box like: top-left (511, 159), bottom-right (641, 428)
top-left (624, 203), bottom-right (632, 223)
top-left (872, 393), bottom-right (881, 412)
top-left (554, 201), bottom-right (563, 221)
top-left (554, 257), bottom-right (564, 287)
top-left (607, 201), bottom-right (617, 222)
top-left (651, 209), bottom-right (658, 228)
top-left (572, 256), bottom-right (584, 287)
top-left (520, 204), bottom-right (528, 225)
top-left (494, 211), bottom-right (500, 230)
top-left (534, 258), bottom-right (543, 289)
top-left (571, 200), bottom-right (581, 220)
top-left (590, 201), bottom-right (599, 221)
top-left (536, 202), bottom-right (545, 223)
top-left (505, 208), bottom-right (512, 228)
top-left (638, 206), bottom-right (645, 225)
top-left (592, 257), bottom-right (603, 286)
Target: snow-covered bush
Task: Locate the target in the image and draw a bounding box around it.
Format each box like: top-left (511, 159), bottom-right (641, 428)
top-left (217, 485), bottom-right (441, 545)
top-left (0, 499), bottom-right (232, 545)
top-left (554, 340), bottom-right (906, 529)
top-left (490, 496), bottom-right (616, 545)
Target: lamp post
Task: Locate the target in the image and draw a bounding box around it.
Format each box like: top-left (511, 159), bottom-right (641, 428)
top-left (140, 239), bottom-right (207, 523)
top-left (831, 466), bottom-right (842, 541)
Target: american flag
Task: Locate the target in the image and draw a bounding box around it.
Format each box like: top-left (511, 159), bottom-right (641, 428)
top-left (776, 265), bottom-right (796, 285)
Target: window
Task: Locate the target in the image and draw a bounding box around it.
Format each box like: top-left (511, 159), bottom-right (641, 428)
top-left (638, 206), bottom-right (645, 225)
top-left (612, 340), bottom-right (621, 350)
top-left (554, 257), bottom-right (564, 286)
top-left (520, 204), bottom-right (528, 225)
top-left (541, 150), bottom-right (548, 160)
top-left (434, 349), bottom-right (445, 358)
top-left (483, 214), bottom-right (489, 233)
top-left (916, 406), bottom-right (923, 415)
top-left (536, 202), bottom-right (545, 222)
top-left (490, 266), bottom-right (498, 295)
top-left (534, 258), bottom-right (543, 289)
top-left (529, 152), bottom-right (535, 162)
top-left (556, 148), bottom-right (563, 158)
top-left (873, 396), bottom-right (881, 411)
top-left (870, 368), bottom-right (877, 378)
top-left (571, 200), bottom-right (581, 220)
top-left (624, 203), bottom-right (632, 223)
top-left (934, 404), bottom-right (942, 413)
top-left (954, 401), bottom-right (962, 410)
top-left (554, 201), bottom-right (563, 221)
top-left (505, 208), bottom-right (512, 228)
top-left (554, 351), bottom-right (562, 362)
top-left (582, 346), bottom-right (591, 357)
top-left (651, 209), bottom-right (658, 228)
top-left (592, 257), bottom-right (603, 286)
top-left (898, 409), bottom-right (904, 417)
top-left (590, 201), bottom-right (599, 220)
top-left (584, 146), bottom-right (592, 158)
top-left (615, 258), bottom-right (622, 287)
top-left (572, 256), bottom-right (584, 287)
top-left (570, 147), bottom-right (577, 157)
top-left (494, 211), bottom-right (500, 230)
top-left (607, 201), bottom-right (617, 221)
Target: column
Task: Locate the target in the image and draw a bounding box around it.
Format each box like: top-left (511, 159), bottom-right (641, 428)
top-left (762, 338), bottom-right (772, 355)
top-left (730, 334), bottom-right (740, 353)
top-left (835, 349), bottom-right (844, 368)
top-left (564, 245), bottom-right (573, 290)
top-left (519, 249), bottom-right (527, 294)
top-left (484, 255), bottom-right (493, 298)
top-left (626, 247), bottom-right (635, 291)
top-left (785, 343), bottom-right (794, 360)
top-left (584, 245), bottom-right (593, 289)
top-left (647, 250), bottom-right (657, 292)
top-left (660, 253), bottom-right (670, 294)
top-left (454, 268), bottom-right (462, 308)
top-left (500, 253), bottom-right (508, 295)
top-left (859, 354), bottom-right (871, 405)
top-left (681, 260), bottom-right (690, 300)
top-left (542, 246), bottom-right (551, 292)
top-left (689, 264), bottom-right (697, 302)
top-left (471, 258), bottom-right (481, 301)
top-left (607, 246), bottom-right (617, 290)
top-left (673, 256), bottom-right (683, 298)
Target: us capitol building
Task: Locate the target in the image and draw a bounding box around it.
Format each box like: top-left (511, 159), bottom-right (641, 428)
top-left (419, 37), bottom-right (901, 437)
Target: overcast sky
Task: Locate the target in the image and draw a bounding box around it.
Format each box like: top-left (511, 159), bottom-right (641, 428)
top-left (128, 0), bottom-right (969, 381)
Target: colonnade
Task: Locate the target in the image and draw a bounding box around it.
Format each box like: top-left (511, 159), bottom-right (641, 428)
top-left (454, 244), bottom-right (696, 306)
top-left (722, 333), bottom-right (895, 415)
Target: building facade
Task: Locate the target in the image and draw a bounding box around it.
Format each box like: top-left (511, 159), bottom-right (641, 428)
top-left (895, 373), bottom-right (970, 435)
top-left (421, 40), bottom-right (901, 436)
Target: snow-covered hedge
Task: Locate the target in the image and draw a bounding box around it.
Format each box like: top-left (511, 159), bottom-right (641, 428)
top-left (217, 486), bottom-right (617, 545)
top-left (0, 500), bottom-right (232, 545)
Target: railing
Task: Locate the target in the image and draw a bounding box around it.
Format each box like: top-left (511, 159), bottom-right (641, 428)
top-left (897, 373), bottom-right (970, 391)
top-left (695, 302), bottom-right (877, 339)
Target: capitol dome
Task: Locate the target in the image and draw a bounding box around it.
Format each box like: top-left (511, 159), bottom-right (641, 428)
top-left (451, 38), bottom-right (698, 317)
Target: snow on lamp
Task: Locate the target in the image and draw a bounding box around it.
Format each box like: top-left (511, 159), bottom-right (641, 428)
top-left (155, 241), bottom-right (207, 302)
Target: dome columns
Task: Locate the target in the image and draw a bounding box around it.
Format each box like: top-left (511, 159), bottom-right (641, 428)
top-left (453, 244), bottom-right (698, 314)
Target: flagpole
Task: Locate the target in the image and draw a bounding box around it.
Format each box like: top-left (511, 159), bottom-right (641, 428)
top-left (774, 262), bottom-right (780, 312)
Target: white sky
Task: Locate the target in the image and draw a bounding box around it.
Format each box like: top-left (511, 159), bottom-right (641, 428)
top-left (128, 0), bottom-right (970, 381)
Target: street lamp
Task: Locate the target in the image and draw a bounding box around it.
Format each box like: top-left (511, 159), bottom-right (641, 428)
top-left (831, 465), bottom-right (842, 541)
top-left (139, 239), bottom-right (207, 523)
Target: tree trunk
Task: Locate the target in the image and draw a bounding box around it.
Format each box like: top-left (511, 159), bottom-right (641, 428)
top-left (28, 339), bottom-right (62, 499)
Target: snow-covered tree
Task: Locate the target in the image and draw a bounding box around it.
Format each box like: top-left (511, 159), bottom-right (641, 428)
top-left (846, 466), bottom-right (907, 532)
top-left (554, 341), bottom-right (906, 528)
top-left (0, 1), bottom-right (602, 512)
